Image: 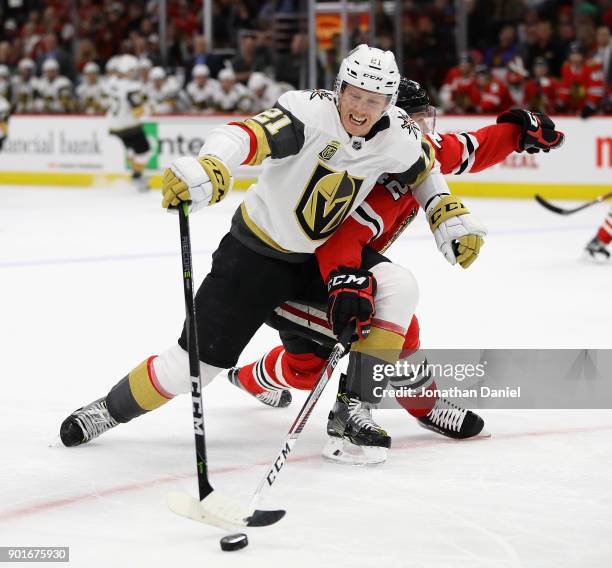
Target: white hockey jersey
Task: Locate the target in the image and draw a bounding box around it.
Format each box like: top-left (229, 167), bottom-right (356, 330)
top-left (214, 89), bottom-right (433, 256)
top-left (35, 75), bottom-right (74, 112)
top-left (186, 78), bottom-right (219, 111)
top-left (210, 83), bottom-right (252, 112)
top-left (76, 81), bottom-right (107, 114)
top-left (105, 77), bottom-right (145, 131)
top-left (0, 95), bottom-right (9, 143)
top-left (11, 76), bottom-right (37, 112)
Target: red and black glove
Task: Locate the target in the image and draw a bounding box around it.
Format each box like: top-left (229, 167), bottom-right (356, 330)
top-left (327, 267), bottom-right (376, 341)
top-left (497, 108), bottom-right (565, 154)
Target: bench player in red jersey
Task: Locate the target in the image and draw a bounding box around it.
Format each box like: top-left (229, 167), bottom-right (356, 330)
top-left (229, 78), bottom-right (565, 464)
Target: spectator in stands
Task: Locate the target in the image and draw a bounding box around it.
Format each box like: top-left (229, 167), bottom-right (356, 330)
top-left (506, 56), bottom-right (528, 105)
top-left (231, 33), bottom-right (263, 84)
top-left (469, 64), bottom-right (513, 113)
top-left (36, 32), bottom-right (73, 79)
top-left (274, 33), bottom-right (317, 89)
top-left (188, 35), bottom-right (222, 79)
top-left (484, 25), bottom-right (520, 69)
top-left (558, 42), bottom-right (605, 117)
top-left (521, 20), bottom-right (565, 77)
top-left (524, 56), bottom-right (560, 114)
top-left (592, 25), bottom-right (611, 88)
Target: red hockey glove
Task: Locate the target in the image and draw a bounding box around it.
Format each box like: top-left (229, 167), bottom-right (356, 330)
top-left (327, 267), bottom-right (377, 342)
top-left (497, 108), bottom-right (565, 154)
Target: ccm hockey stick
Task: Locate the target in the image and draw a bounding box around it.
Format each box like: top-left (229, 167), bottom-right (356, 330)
top-left (167, 203), bottom-right (284, 530)
top-left (535, 192), bottom-right (612, 215)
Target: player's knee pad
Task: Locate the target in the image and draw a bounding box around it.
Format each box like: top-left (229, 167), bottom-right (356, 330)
top-left (152, 343), bottom-right (222, 396)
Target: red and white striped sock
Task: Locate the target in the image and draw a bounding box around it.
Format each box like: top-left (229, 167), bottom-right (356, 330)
top-left (597, 209), bottom-right (612, 245)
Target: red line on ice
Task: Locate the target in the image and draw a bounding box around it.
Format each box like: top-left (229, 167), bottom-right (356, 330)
top-left (1, 424), bottom-right (612, 523)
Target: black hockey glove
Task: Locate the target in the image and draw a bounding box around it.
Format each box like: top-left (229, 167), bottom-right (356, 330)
top-left (327, 267), bottom-right (377, 342)
top-left (497, 108), bottom-right (565, 154)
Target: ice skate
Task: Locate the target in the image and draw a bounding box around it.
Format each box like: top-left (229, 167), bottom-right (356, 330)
top-left (322, 379), bottom-right (391, 465)
top-left (417, 397), bottom-right (489, 439)
top-left (584, 235), bottom-right (610, 262)
top-left (227, 367), bottom-right (292, 408)
top-left (59, 397), bottom-right (119, 447)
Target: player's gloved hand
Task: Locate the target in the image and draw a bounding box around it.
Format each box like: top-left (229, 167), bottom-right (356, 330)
top-left (497, 108), bottom-right (565, 154)
top-left (327, 267), bottom-right (377, 341)
top-left (427, 195), bottom-right (487, 268)
top-left (161, 155), bottom-right (233, 212)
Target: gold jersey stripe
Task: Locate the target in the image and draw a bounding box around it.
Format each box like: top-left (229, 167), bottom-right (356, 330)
top-left (128, 359), bottom-right (170, 411)
top-left (243, 119), bottom-right (272, 165)
top-left (240, 202), bottom-right (294, 254)
top-left (412, 137), bottom-right (436, 189)
top-left (352, 326), bottom-right (405, 363)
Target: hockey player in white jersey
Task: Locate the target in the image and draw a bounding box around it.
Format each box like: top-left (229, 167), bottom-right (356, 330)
top-left (0, 94), bottom-right (10, 151)
top-left (11, 58), bottom-right (37, 112)
top-left (35, 59), bottom-right (74, 113)
top-left (105, 54), bottom-right (151, 192)
top-left (185, 64), bottom-right (218, 111)
top-left (144, 66), bottom-right (187, 114)
top-left (210, 68), bottom-right (252, 112)
top-left (76, 62), bottom-right (106, 114)
top-left (247, 71), bottom-right (288, 113)
top-left (59, 46), bottom-right (485, 456)
top-left (0, 65), bottom-right (11, 100)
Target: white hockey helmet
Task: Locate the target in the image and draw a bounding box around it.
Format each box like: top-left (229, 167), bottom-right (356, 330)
top-left (335, 44), bottom-right (400, 108)
top-left (138, 57), bottom-right (153, 70)
top-left (105, 56), bottom-right (120, 74)
top-left (42, 58), bottom-right (60, 73)
top-left (0, 64), bottom-right (9, 77)
top-left (150, 66), bottom-right (166, 81)
top-left (247, 71), bottom-right (269, 91)
top-left (18, 58), bottom-right (35, 71)
top-left (192, 63), bottom-right (210, 78)
top-left (83, 61), bottom-right (100, 75)
top-left (218, 68), bottom-right (235, 82)
top-left (117, 54), bottom-right (138, 76)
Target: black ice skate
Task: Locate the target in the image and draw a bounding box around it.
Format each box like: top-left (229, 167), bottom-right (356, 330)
top-left (227, 368), bottom-right (292, 408)
top-left (60, 397), bottom-right (119, 447)
top-left (417, 397), bottom-right (489, 440)
top-left (584, 236), bottom-right (610, 262)
top-left (322, 379), bottom-right (391, 465)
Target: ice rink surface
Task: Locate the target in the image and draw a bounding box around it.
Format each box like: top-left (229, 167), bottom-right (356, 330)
top-left (1, 185), bottom-right (611, 567)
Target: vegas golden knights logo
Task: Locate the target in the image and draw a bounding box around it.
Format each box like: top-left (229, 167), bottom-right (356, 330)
top-left (295, 162), bottom-right (364, 240)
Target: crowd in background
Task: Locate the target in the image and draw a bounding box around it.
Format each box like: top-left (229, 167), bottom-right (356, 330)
top-left (0, 0), bottom-right (610, 117)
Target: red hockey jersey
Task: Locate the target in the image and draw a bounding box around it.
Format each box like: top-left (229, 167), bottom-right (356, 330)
top-left (316, 122), bottom-right (521, 280)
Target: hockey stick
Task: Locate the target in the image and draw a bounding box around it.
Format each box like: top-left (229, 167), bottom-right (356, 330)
top-left (535, 192), bottom-right (612, 215)
top-left (169, 295), bottom-right (354, 529)
top-left (167, 203), bottom-right (284, 530)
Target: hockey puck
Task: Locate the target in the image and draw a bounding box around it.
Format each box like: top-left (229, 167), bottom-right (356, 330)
top-left (220, 533), bottom-right (248, 551)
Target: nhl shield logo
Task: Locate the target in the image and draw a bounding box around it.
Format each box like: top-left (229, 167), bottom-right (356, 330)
top-left (318, 141), bottom-right (340, 161)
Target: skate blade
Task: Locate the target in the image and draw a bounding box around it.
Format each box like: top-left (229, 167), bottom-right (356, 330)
top-left (322, 437), bottom-right (388, 466)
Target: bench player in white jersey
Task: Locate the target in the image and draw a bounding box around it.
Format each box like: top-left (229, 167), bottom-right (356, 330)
top-left (105, 54), bottom-right (151, 192)
top-left (0, 94), bottom-right (9, 151)
top-left (35, 59), bottom-right (74, 113)
top-left (0, 65), bottom-right (11, 100)
top-left (58, 45), bottom-right (486, 453)
top-left (76, 62), bottom-right (106, 114)
top-left (144, 66), bottom-right (189, 114)
top-left (11, 58), bottom-right (37, 112)
top-left (247, 72), bottom-right (289, 113)
top-left (185, 64), bottom-right (219, 111)
top-left (210, 68), bottom-right (252, 112)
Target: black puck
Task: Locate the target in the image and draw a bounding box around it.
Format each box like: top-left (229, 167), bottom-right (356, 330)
top-left (220, 533), bottom-right (248, 551)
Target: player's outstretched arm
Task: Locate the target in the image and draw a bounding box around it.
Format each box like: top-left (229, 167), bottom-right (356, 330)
top-left (413, 166), bottom-right (487, 268)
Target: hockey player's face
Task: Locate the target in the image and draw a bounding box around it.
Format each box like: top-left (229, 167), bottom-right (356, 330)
top-left (339, 85), bottom-right (389, 137)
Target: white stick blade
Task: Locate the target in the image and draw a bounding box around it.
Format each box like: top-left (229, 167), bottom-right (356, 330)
top-left (167, 490), bottom-right (250, 530)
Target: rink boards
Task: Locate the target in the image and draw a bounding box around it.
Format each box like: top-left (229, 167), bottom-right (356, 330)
top-left (0, 113), bottom-right (610, 199)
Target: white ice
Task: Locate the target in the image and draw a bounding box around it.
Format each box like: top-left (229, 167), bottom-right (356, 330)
top-left (1, 185), bottom-right (611, 568)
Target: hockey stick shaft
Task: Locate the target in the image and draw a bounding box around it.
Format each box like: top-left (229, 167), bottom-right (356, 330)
top-left (178, 203), bottom-right (213, 500)
top-left (535, 192), bottom-right (612, 215)
top-left (247, 323), bottom-right (355, 513)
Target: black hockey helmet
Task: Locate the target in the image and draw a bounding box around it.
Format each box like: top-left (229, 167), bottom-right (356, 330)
top-left (396, 77), bottom-right (430, 114)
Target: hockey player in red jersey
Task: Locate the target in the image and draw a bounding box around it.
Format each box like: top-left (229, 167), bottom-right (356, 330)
top-left (585, 207), bottom-right (612, 261)
top-left (229, 78), bottom-right (565, 464)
